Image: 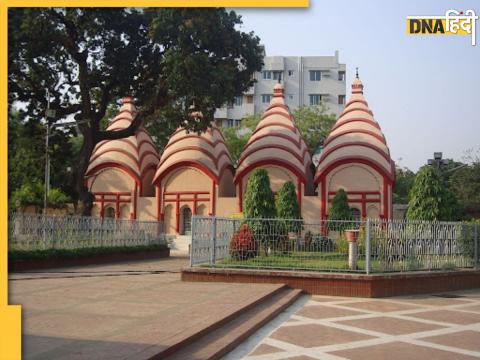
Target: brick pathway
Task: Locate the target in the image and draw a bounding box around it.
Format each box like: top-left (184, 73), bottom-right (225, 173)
top-left (9, 257), bottom-right (283, 359)
top-left (233, 289), bottom-right (480, 360)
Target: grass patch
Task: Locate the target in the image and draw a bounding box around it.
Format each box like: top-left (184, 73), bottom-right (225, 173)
top-left (9, 244), bottom-right (168, 261)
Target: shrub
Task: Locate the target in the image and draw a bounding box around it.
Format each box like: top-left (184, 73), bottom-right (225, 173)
top-left (229, 224), bottom-right (258, 260)
top-left (328, 189), bottom-right (353, 231)
top-left (10, 181), bottom-right (44, 209)
top-left (244, 169), bottom-right (276, 252)
top-left (47, 188), bottom-right (71, 208)
top-left (276, 181), bottom-right (302, 235)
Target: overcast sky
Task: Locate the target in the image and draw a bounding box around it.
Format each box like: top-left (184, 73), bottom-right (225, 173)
top-left (235, 0), bottom-right (480, 170)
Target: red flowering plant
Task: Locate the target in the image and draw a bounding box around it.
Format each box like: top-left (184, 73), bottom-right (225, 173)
top-left (229, 223), bottom-right (258, 260)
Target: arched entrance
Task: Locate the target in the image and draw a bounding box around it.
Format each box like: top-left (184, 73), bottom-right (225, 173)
top-left (181, 207), bottom-right (192, 235)
top-left (105, 207), bottom-right (115, 219)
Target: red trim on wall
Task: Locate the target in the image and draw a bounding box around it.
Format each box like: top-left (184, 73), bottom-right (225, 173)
top-left (318, 142), bottom-right (391, 164)
top-left (89, 148), bottom-right (140, 167)
top-left (138, 150), bottom-right (160, 166)
top-left (236, 144), bottom-right (310, 170)
top-left (328, 191), bottom-right (380, 195)
top-left (331, 118), bottom-right (380, 132)
top-left (315, 157), bottom-right (394, 184)
top-left (153, 161), bottom-right (219, 185)
top-left (158, 147), bottom-right (232, 169)
top-left (238, 182), bottom-right (243, 212)
top-left (383, 183), bottom-right (389, 219)
top-left (132, 184), bottom-right (138, 220)
top-left (264, 103), bottom-right (290, 113)
top-left (163, 135), bottom-right (225, 152)
top-left (211, 182), bottom-right (216, 215)
top-left (345, 99), bottom-right (368, 108)
top-left (175, 194), bottom-right (180, 233)
top-left (247, 133), bottom-right (302, 150)
top-left (164, 191), bottom-right (209, 195)
top-left (338, 107), bottom-right (373, 119)
top-left (86, 162), bottom-right (141, 186)
top-left (234, 158), bottom-right (307, 185)
top-left (260, 110), bottom-right (293, 122)
top-left (251, 122), bottom-right (298, 138)
top-left (323, 129), bottom-right (386, 147)
top-left (94, 138), bottom-right (137, 154)
top-left (164, 198), bottom-right (210, 202)
top-left (156, 185), bottom-right (162, 221)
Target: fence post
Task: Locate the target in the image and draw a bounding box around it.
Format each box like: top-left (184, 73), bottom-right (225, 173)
top-left (475, 223), bottom-right (478, 270)
top-left (189, 216), bottom-right (195, 267)
top-left (365, 218), bottom-right (371, 275)
top-left (211, 216), bottom-right (217, 265)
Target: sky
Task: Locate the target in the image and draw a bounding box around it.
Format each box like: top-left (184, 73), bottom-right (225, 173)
top-left (234, 0), bottom-right (480, 170)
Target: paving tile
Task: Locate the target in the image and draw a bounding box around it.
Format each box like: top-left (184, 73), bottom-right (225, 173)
top-left (270, 323), bottom-right (374, 348)
top-left (295, 305), bottom-right (366, 320)
top-left (337, 316), bottom-right (444, 335)
top-left (340, 300), bottom-right (419, 313)
top-left (459, 304), bottom-right (480, 313)
top-left (249, 343), bottom-right (283, 355)
top-left (283, 356), bottom-right (318, 360)
top-left (310, 296), bottom-right (345, 303)
top-left (421, 330), bottom-right (480, 352)
top-left (408, 310), bottom-right (480, 325)
top-left (330, 341), bottom-right (479, 360)
top-left (391, 296), bottom-right (470, 307)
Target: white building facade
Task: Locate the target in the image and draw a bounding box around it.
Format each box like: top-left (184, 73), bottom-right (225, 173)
top-left (215, 51), bottom-right (347, 128)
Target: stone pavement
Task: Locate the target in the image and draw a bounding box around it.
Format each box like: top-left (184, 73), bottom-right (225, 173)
top-left (9, 256), bottom-right (283, 359)
top-left (228, 289), bottom-right (480, 360)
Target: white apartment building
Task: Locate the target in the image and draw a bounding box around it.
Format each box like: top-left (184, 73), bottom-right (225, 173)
top-left (215, 51), bottom-right (346, 128)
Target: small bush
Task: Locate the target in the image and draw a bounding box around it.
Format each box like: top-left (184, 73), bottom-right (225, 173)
top-left (229, 224), bottom-right (258, 260)
top-left (47, 188), bottom-right (71, 208)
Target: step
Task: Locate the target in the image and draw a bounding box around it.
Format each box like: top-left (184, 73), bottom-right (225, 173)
top-left (161, 287), bottom-right (303, 360)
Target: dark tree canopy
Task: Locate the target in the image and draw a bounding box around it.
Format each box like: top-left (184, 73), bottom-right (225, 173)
top-left (8, 8), bottom-right (263, 212)
top-left (244, 169), bottom-right (276, 219)
top-left (406, 166), bottom-right (459, 221)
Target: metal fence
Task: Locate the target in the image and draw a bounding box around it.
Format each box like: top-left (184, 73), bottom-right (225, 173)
top-left (9, 213), bottom-right (167, 251)
top-left (190, 216), bottom-right (479, 273)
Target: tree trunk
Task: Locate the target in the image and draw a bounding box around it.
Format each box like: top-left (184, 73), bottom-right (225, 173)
top-left (75, 131), bottom-right (96, 216)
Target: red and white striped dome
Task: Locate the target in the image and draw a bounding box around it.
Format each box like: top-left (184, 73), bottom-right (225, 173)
top-left (86, 97), bottom-right (160, 183)
top-left (153, 123), bottom-right (234, 184)
top-left (315, 78), bottom-right (395, 183)
top-left (235, 83), bottom-right (313, 185)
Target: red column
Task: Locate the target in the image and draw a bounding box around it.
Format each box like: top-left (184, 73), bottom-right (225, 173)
top-left (238, 181), bottom-right (243, 212)
top-left (361, 193), bottom-right (367, 219)
top-left (175, 194), bottom-right (180, 233)
top-left (100, 195), bottom-right (105, 218)
top-left (211, 182), bottom-right (216, 215)
top-left (115, 193), bottom-right (120, 219)
top-left (132, 183), bottom-right (138, 220)
top-left (383, 182), bottom-right (389, 219)
top-left (156, 185), bottom-right (162, 221)
top-left (193, 193), bottom-right (198, 215)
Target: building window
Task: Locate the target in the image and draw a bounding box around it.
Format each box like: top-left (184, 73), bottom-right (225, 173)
top-left (309, 70), bottom-right (321, 81)
top-left (338, 95), bottom-right (346, 105)
top-left (261, 94), bottom-right (272, 103)
top-left (309, 94), bottom-right (322, 105)
top-left (246, 95), bottom-right (254, 104)
top-left (227, 119), bottom-right (234, 128)
top-left (227, 102), bottom-right (234, 109)
top-left (338, 71), bottom-right (346, 81)
top-left (234, 119), bottom-right (242, 127)
top-left (262, 70), bottom-right (282, 80)
top-left (234, 96), bottom-right (243, 106)
top-left (288, 70), bottom-right (294, 76)
top-left (288, 94), bottom-right (294, 100)
top-left (350, 208), bottom-right (361, 221)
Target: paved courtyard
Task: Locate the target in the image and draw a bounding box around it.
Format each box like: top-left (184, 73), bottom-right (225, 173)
top-left (9, 256), bottom-right (283, 359)
top-left (229, 289), bottom-right (480, 360)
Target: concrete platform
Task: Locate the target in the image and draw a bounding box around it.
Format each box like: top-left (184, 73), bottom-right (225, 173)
top-left (9, 257), bottom-right (293, 359)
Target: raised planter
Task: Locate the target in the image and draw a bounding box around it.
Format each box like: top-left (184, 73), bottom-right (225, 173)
top-left (182, 266), bottom-right (480, 298)
top-left (9, 248), bottom-right (170, 272)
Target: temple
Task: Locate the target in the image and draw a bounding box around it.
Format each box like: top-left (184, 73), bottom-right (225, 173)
top-left (86, 77), bottom-right (395, 233)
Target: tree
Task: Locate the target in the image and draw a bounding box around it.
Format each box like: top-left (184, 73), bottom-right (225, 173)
top-left (328, 189), bottom-right (352, 221)
top-left (292, 105), bottom-right (336, 154)
top-left (222, 114), bottom-right (261, 164)
top-left (243, 169), bottom-right (276, 219)
top-left (450, 163), bottom-right (480, 218)
top-left (9, 8), bottom-right (263, 213)
top-left (393, 166), bottom-right (416, 204)
top-left (406, 166), bottom-right (459, 221)
top-left (276, 182), bottom-right (301, 220)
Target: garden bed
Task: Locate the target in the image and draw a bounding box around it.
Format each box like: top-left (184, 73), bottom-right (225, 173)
top-left (9, 244), bottom-right (170, 271)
